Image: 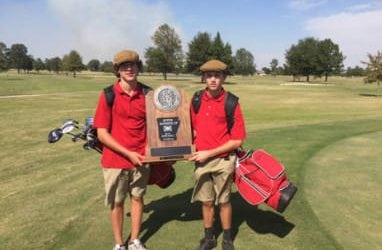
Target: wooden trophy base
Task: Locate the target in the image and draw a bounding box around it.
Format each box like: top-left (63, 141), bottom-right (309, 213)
top-left (143, 85), bottom-right (195, 163)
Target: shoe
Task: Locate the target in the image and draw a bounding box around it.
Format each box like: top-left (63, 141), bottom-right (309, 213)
top-left (198, 237), bottom-right (217, 250)
top-left (222, 239), bottom-right (235, 250)
top-left (113, 244), bottom-right (126, 250)
top-left (128, 239), bottom-right (146, 250)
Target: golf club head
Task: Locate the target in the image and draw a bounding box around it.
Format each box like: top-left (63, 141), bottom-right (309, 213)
top-left (81, 117), bottom-right (94, 133)
top-left (62, 119), bottom-right (79, 134)
top-left (85, 117), bottom-right (94, 126)
top-left (48, 128), bottom-right (64, 143)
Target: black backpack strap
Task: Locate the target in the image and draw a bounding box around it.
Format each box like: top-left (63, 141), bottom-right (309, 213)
top-left (103, 82), bottom-right (152, 108)
top-left (225, 91), bottom-right (239, 133)
top-left (138, 82), bottom-right (153, 95)
top-left (192, 90), bottom-right (204, 113)
top-left (103, 84), bottom-right (115, 107)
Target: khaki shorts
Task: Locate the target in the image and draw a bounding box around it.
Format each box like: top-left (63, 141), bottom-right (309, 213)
top-left (191, 154), bottom-right (236, 205)
top-left (103, 165), bottom-right (150, 208)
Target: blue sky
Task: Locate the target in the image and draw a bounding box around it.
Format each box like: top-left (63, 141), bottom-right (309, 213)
top-left (1, 0), bottom-right (381, 68)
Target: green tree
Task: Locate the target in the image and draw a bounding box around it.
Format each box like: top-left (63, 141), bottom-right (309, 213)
top-left (233, 48), bottom-right (255, 76)
top-left (145, 47), bottom-right (165, 73)
top-left (62, 50), bottom-right (84, 77)
top-left (44, 58), bottom-right (51, 72)
top-left (285, 37), bottom-right (319, 82)
top-left (45, 57), bottom-right (62, 74)
top-left (270, 58), bottom-right (279, 76)
top-left (186, 32), bottom-right (213, 74)
top-left (362, 51), bottom-right (382, 87)
top-left (174, 53), bottom-right (185, 75)
top-left (87, 59), bottom-right (101, 71)
top-left (222, 43), bottom-right (234, 74)
top-left (262, 67), bottom-right (271, 74)
top-left (145, 23), bottom-right (183, 80)
top-left (100, 61), bottom-right (113, 73)
top-left (23, 55), bottom-right (34, 73)
top-left (210, 32), bottom-right (234, 74)
top-left (33, 58), bottom-right (45, 73)
top-left (276, 66), bottom-right (285, 75)
top-left (210, 32), bottom-right (225, 59)
top-left (316, 38), bottom-right (345, 81)
top-left (345, 66), bottom-right (365, 77)
top-left (0, 42), bottom-right (9, 71)
top-left (9, 43), bottom-right (29, 73)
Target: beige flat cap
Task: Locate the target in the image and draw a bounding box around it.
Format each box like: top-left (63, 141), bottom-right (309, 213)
top-left (200, 59), bottom-right (227, 72)
top-left (113, 50), bottom-right (140, 65)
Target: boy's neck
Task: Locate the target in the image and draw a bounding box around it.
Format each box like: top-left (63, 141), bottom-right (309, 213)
top-left (207, 87), bottom-right (223, 98)
top-left (120, 79), bottom-right (138, 95)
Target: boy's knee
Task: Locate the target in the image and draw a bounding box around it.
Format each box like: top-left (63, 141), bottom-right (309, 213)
top-left (131, 195), bottom-right (143, 203)
top-left (111, 201), bottom-right (124, 210)
top-left (219, 201), bottom-right (231, 208)
top-left (203, 201), bottom-right (214, 207)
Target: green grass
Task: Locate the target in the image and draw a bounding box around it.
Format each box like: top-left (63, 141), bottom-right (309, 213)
top-left (304, 131), bottom-right (382, 249)
top-left (0, 72), bottom-right (381, 249)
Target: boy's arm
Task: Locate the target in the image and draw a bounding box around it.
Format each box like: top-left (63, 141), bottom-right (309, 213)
top-left (189, 139), bottom-right (243, 163)
top-left (97, 128), bottom-right (145, 166)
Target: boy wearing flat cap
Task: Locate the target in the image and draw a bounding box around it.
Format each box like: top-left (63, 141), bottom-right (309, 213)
top-left (94, 49), bottom-right (148, 250)
top-left (190, 59), bottom-right (246, 250)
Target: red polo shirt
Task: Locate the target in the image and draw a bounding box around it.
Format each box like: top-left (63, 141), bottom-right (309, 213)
top-left (94, 81), bottom-right (147, 169)
top-left (191, 89), bottom-right (246, 154)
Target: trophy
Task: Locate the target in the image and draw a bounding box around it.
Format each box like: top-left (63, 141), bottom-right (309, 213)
top-left (144, 85), bottom-right (194, 162)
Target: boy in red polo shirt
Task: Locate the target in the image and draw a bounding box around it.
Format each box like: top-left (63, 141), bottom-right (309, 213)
top-left (94, 49), bottom-right (148, 250)
top-left (190, 60), bottom-right (246, 250)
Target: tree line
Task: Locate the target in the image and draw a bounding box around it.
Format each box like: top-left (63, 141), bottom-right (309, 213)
top-left (0, 23), bottom-right (379, 82)
top-left (0, 42), bottom-right (113, 77)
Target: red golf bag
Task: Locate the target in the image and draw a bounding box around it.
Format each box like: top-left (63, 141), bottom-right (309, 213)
top-left (148, 162), bottom-right (176, 189)
top-left (234, 149), bottom-right (297, 213)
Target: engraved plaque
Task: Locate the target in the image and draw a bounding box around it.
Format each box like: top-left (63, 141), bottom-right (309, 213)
top-left (157, 117), bottom-right (180, 141)
top-left (154, 86), bottom-right (181, 112)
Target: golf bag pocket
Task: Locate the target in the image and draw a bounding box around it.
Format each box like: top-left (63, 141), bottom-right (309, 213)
top-left (235, 149), bottom-right (297, 213)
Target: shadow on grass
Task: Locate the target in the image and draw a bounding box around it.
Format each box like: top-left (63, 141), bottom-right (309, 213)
top-left (359, 93), bottom-right (382, 97)
top-left (5, 77), bottom-right (24, 81)
top-left (131, 188), bottom-right (294, 244)
top-left (138, 188), bottom-right (201, 243)
top-left (226, 192), bottom-right (294, 239)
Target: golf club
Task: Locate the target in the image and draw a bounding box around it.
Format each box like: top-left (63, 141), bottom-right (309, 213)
top-left (47, 128), bottom-right (64, 143)
top-left (47, 117), bottom-right (102, 153)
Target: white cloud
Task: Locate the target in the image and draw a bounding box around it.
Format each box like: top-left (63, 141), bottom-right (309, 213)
top-left (345, 1), bottom-right (382, 12)
top-left (305, 8), bottom-right (382, 67)
top-left (345, 3), bottom-right (373, 12)
top-left (47, 0), bottom-right (179, 62)
top-left (288, 0), bottom-right (327, 11)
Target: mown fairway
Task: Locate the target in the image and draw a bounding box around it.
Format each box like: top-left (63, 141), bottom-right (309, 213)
top-left (0, 72), bottom-right (381, 249)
